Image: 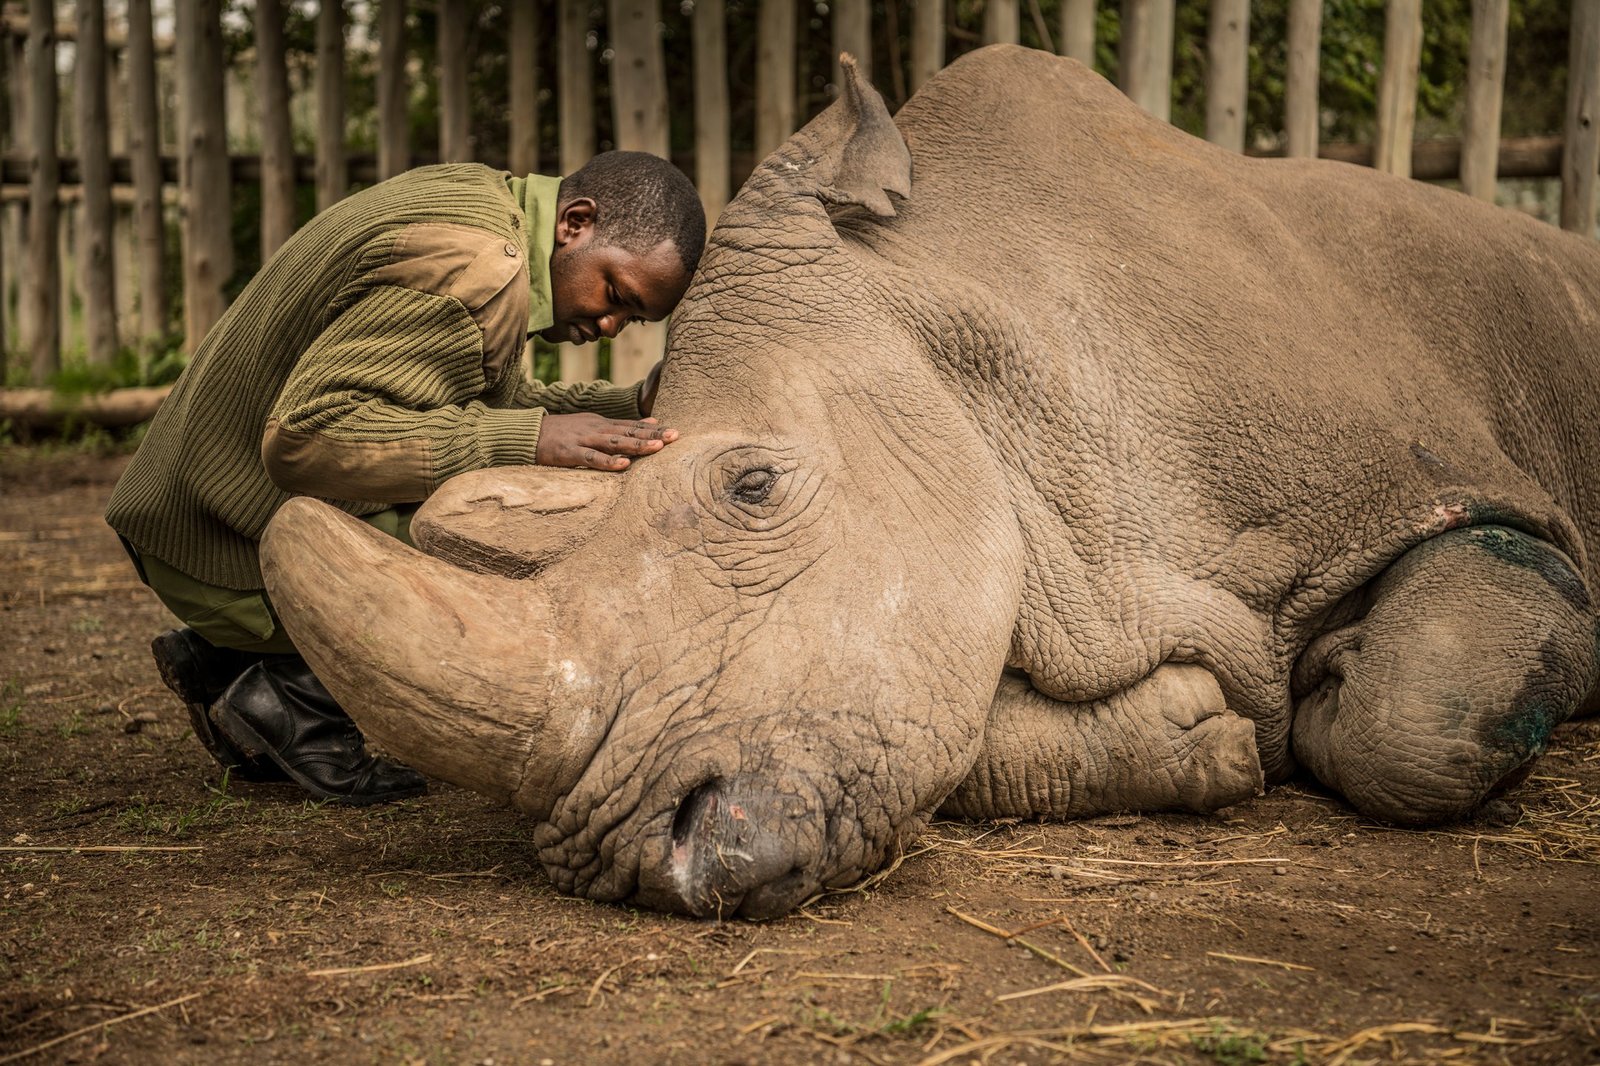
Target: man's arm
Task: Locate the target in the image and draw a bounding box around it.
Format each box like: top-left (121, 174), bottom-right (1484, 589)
top-left (263, 286), bottom-right (667, 501)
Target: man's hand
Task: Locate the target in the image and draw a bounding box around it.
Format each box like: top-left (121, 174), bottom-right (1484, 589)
top-left (536, 413), bottom-right (678, 471)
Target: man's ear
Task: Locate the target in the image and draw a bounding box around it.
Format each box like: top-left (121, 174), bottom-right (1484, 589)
top-left (554, 198), bottom-right (597, 247)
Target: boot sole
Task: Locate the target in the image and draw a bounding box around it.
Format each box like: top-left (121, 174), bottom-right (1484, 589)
top-left (212, 703), bottom-right (427, 807)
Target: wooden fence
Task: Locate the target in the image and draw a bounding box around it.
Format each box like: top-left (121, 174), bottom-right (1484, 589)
top-left (1, 0), bottom-right (1597, 409)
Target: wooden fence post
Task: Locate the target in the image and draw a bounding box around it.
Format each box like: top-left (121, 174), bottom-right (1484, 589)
top-left (1205, 0), bottom-right (1248, 152)
top-left (1120, 0), bottom-right (1174, 122)
top-left (0, 32), bottom-right (8, 371)
top-left (694, 0), bottom-right (730, 226)
top-left (257, 0), bottom-right (296, 257)
top-left (755, 0), bottom-right (796, 158)
top-left (317, 0), bottom-right (347, 208)
top-left (984, 0), bottom-right (1020, 45)
top-left (1460, 0), bottom-right (1508, 201)
top-left (1283, 0), bottom-right (1320, 158)
top-left (609, 0), bottom-right (671, 386)
top-left (126, 0), bottom-right (166, 346)
top-left (833, 0), bottom-right (870, 87)
top-left (558, 0), bottom-right (596, 382)
top-left (3, 26), bottom-right (26, 359)
top-left (74, 0), bottom-right (117, 364)
top-left (439, 0), bottom-right (471, 162)
top-left (176, 0), bottom-right (231, 351)
top-left (377, 0), bottom-right (409, 179)
top-left (1375, 0), bottom-right (1423, 177)
top-left (1061, 0), bottom-right (1095, 65)
top-left (1561, 0), bottom-right (1600, 235)
top-left (510, 0), bottom-right (539, 175)
top-left (27, 0), bottom-right (60, 381)
top-left (911, 0), bottom-right (943, 91)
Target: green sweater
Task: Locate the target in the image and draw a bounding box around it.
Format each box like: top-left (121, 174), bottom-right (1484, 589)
top-left (106, 164), bottom-right (642, 590)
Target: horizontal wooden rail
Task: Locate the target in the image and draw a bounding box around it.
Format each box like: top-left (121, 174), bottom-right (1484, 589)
top-left (0, 10), bottom-right (175, 53)
top-left (0, 136), bottom-right (1583, 194)
top-left (1248, 133), bottom-right (1570, 181)
top-left (0, 385), bottom-right (172, 431)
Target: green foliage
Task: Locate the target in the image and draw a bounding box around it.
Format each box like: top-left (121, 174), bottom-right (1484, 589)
top-left (0, 680), bottom-right (23, 737)
top-left (1190, 1023), bottom-right (1270, 1065)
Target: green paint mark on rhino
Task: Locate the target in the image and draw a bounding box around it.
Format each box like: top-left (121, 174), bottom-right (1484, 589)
top-left (1491, 700), bottom-right (1560, 757)
top-left (1467, 526), bottom-right (1592, 613)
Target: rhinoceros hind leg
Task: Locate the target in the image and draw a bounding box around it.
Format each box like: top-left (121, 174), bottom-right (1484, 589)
top-left (1291, 526), bottom-right (1599, 826)
top-left (939, 663), bottom-right (1264, 820)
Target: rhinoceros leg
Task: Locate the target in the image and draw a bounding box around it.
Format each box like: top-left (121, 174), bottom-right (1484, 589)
top-left (939, 663), bottom-right (1264, 819)
top-left (1291, 526), bottom-right (1600, 825)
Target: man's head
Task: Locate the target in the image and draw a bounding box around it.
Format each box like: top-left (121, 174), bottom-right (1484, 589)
top-left (544, 151), bottom-right (706, 346)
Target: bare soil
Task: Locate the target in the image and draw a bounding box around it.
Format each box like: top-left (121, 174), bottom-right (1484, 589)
top-left (2, 447), bottom-right (1597, 1065)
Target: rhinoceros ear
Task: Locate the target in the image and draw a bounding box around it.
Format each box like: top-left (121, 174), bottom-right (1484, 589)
top-left (767, 53), bottom-right (912, 218)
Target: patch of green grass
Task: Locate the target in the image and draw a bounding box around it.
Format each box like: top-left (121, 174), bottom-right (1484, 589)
top-left (1190, 1023), bottom-right (1270, 1065)
top-left (56, 709), bottom-right (87, 739)
top-left (69, 616), bottom-right (103, 634)
top-left (797, 982), bottom-right (945, 1041)
top-left (117, 789), bottom-right (252, 839)
top-left (0, 680), bottom-right (23, 736)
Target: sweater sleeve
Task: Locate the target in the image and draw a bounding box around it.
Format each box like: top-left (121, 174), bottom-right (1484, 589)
top-left (507, 373), bottom-right (646, 420)
top-left (261, 284), bottom-right (544, 503)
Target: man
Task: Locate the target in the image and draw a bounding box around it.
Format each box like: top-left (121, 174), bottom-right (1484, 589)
top-left (106, 151), bottom-right (706, 805)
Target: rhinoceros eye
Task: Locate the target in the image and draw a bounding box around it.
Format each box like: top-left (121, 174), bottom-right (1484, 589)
top-left (728, 467), bottom-right (776, 505)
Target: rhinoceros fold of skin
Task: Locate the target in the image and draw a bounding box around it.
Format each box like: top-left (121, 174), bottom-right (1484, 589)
top-left (261, 46), bottom-right (1600, 919)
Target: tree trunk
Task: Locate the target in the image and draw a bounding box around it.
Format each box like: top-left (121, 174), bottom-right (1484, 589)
top-left (27, 0), bottom-right (60, 382)
top-left (439, 0), bottom-right (471, 162)
top-left (833, 0), bottom-right (870, 88)
top-left (1204, 0), bottom-right (1248, 153)
top-left (1560, 0), bottom-right (1600, 235)
top-left (1060, 0), bottom-right (1095, 65)
top-left (175, 0), bottom-right (231, 351)
top-left (257, 0), bottom-right (296, 256)
top-left (378, 0), bottom-right (409, 179)
top-left (74, 0), bottom-right (118, 365)
top-left (126, 0), bottom-right (166, 346)
top-left (694, 0), bottom-right (730, 226)
top-left (316, 0), bottom-right (347, 208)
top-left (910, 0), bottom-right (943, 92)
top-left (1283, 0), bottom-right (1320, 158)
top-left (755, 0), bottom-right (796, 158)
top-left (558, 0), bottom-right (597, 382)
top-left (1119, 0), bottom-right (1174, 122)
top-left (608, 0), bottom-right (671, 386)
top-left (1374, 0), bottom-right (1422, 177)
top-left (983, 0), bottom-right (1019, 45)
top-left (1459, 0), bottom-right (1508, 202)
top-left (510, 0), bottom-right (539, 175)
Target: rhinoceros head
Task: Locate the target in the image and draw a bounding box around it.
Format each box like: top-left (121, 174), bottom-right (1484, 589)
top-left (261, 58), bottom-right (1025, 918)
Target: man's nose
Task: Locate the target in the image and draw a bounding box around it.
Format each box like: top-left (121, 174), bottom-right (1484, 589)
top-left (598, 315), bottom-right (624, 339)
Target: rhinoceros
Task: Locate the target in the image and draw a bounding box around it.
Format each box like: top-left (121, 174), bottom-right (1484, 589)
top-left (259, 45), bottom-right (1600, 919)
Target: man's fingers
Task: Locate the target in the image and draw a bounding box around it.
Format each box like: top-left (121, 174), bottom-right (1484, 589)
top-left (577, 447), bottom-right (629, 471)
top-left (597, 434), bottom-right (668, 456)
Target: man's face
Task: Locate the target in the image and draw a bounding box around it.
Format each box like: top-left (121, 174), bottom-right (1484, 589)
top-left (544, 199), bottom-right (691, 346)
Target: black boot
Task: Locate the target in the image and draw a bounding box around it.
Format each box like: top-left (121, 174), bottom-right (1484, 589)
top-left (151, 628), bottom-right (286, 782)
top-left (211, 657), bottom-right (427, 805)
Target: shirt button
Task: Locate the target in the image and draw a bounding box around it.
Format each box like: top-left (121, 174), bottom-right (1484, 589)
top-left (504, 242), bottom-right (519, 257)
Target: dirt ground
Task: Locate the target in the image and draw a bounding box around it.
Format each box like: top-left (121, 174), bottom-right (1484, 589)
top-left (1, 446), bottom-right (1597, 1066)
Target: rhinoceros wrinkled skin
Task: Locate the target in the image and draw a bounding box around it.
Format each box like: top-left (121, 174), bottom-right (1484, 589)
top-left (260, 45), bottom-right (1600, 919)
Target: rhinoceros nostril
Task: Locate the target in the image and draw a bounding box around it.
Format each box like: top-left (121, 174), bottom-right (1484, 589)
top-left (670, 778), bottom-right (722, 849)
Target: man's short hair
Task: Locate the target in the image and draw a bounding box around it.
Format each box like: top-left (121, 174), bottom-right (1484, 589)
top-left (558, 151), bottom-right (706, 278)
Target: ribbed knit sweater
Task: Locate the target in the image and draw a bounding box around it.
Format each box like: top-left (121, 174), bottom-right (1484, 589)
top-left (106, 164), bottom-right (642, 590)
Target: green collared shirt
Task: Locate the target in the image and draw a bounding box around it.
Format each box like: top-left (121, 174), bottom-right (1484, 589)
top-left (507, 173), bottom-right (563, 336)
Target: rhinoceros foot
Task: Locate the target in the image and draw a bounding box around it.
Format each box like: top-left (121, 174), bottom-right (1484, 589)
top-left (942, 664), bottom-right (1265, 820)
